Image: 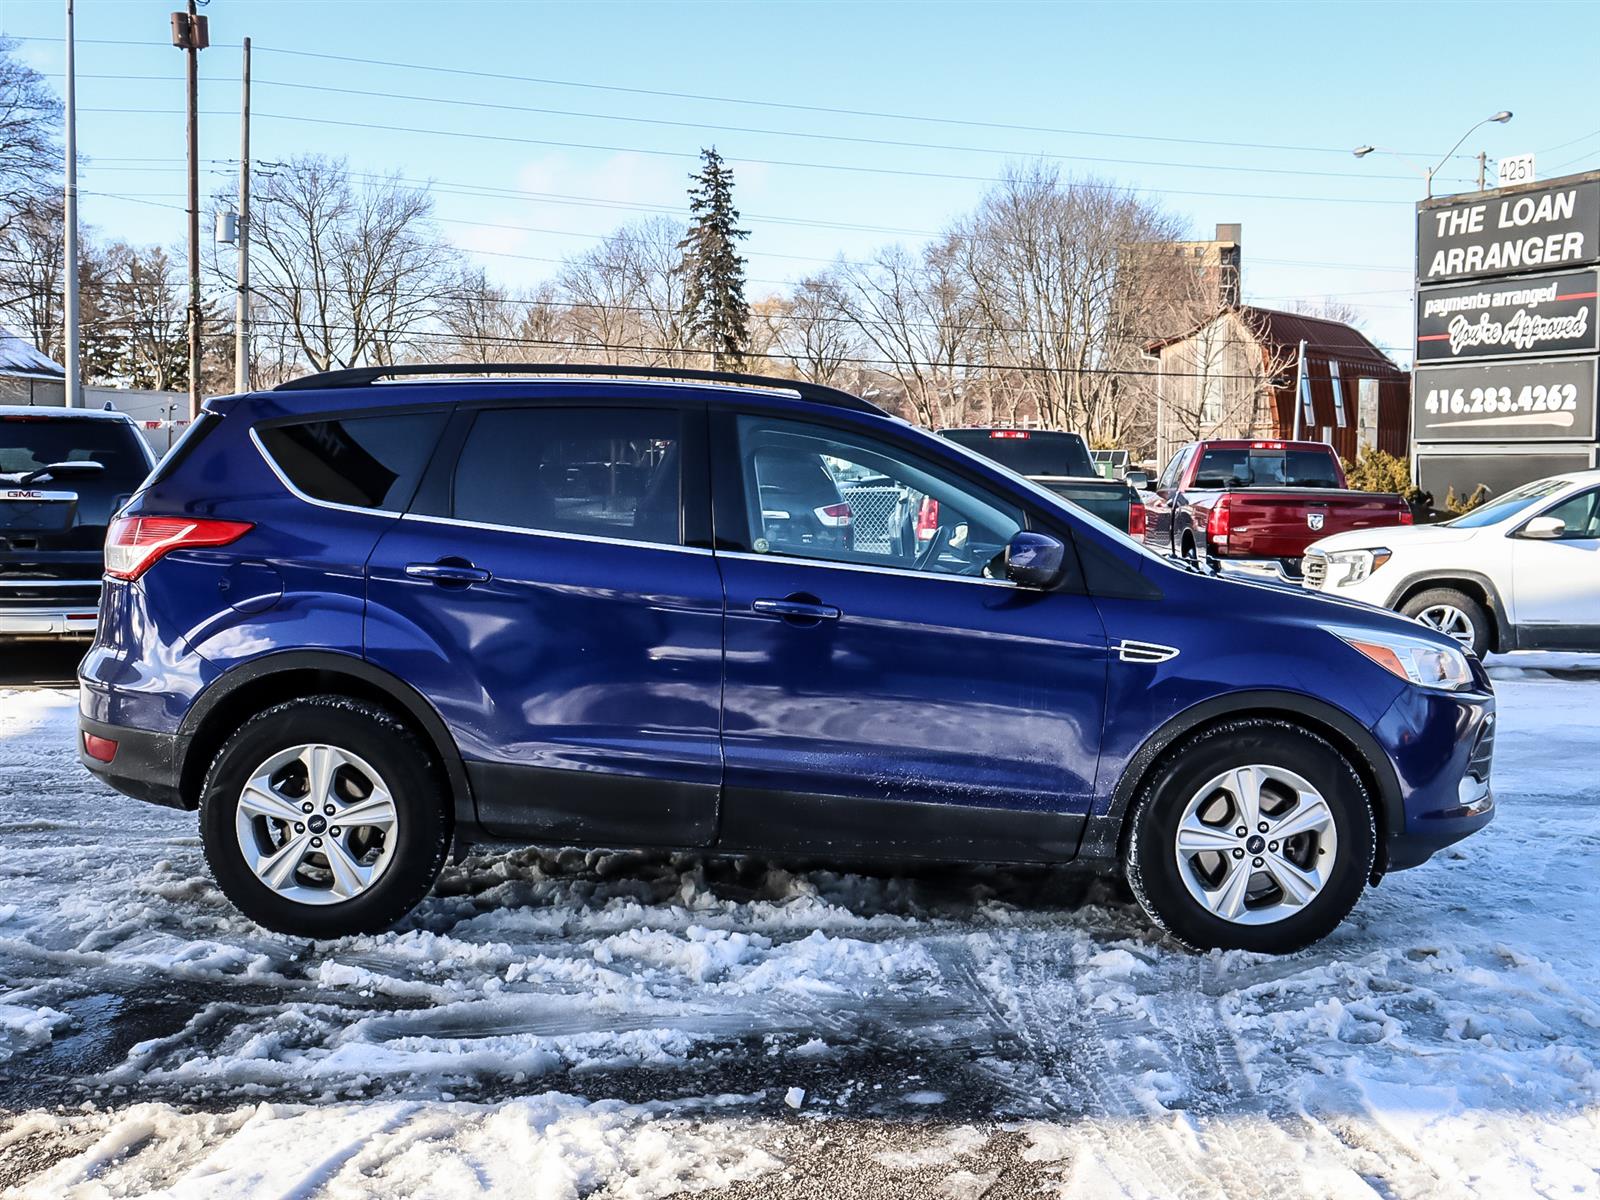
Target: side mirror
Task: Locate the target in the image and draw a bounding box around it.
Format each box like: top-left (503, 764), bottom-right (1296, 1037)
top-left (1521, 515), bottom-right (1565, 539)
top-left (21, 460), bottom-right (104, 484)
top-left (1005, 530), bottom-right (1065, 589)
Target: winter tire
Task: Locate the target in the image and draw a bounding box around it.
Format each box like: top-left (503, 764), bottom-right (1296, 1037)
top-left (199, 695), bottom-right (452, 938)
top-left (1125, 718), bottom-right (1375, 954)
top-left (1400, 587), bottom-right (1489, 659)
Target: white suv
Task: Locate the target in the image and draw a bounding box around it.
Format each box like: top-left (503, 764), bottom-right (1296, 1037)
top-left (1302, 470), bottom-right (1600, 658)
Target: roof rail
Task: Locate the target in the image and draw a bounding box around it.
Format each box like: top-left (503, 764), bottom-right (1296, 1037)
top-left (273, 362), bottom-right (885, 415)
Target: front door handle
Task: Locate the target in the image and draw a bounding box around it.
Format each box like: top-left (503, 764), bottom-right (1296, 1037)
top-left (752, 596), bottom-right (841, 623)
top-left (404, 559), bottom-right (491, 586)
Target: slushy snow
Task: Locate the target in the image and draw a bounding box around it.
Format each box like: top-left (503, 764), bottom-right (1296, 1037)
top-left (1, 653), bottom-right (1598, 1197)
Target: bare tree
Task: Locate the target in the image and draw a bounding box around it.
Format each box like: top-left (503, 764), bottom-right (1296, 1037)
top-left (243, 156), bottom-right (457, 372)
top-left (0, 199), bottom-right (62, 356)
top-left (442, 266), bottom-right (522, 363)
top-left (955, 164), bottom-right (1188, 439)
top-left (1148, 307), bottom-right (1298, 447)
top-left (0, 198), bottom-right (121, 382)
top-left (764, 272), bottom-right (860, 385)
top-left (834, 240), bottom-right (978, 427)
top-left (1289, 296), bottom-right (1364, 330)
top-left (558, 217), bottom-right (688, 365)
top-left (0, 38), bottom-right (60, 240)
top-left (103, 243), bottom-right (187, 390)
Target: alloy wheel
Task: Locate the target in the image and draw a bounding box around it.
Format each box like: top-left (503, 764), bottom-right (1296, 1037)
top-left (1172, 763), bottom-right (1338, 926)
top-left (1415, 603), bottom-right (1476, 649)
top-left (234, 743), bottom-right (400, 907)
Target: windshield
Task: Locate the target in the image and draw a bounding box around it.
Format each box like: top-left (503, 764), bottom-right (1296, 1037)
top-left (1192, 447), bottom-right (1341, 489)
top-left (1443, 477), bottom-right (1570, 528)
top-left (941, 429), bottom-right (1097, 478)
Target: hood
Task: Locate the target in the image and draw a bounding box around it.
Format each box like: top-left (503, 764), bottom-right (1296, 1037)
top-left (1307, 521), bottom-right (1477, 554)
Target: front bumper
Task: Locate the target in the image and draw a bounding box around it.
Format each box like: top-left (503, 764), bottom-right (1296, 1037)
top-left (78, 712), bottom-right (190, 809)
top-left (1375, 686), bottom-right (1496, 873)
top-left (0, 605), bottom-right (99, 637)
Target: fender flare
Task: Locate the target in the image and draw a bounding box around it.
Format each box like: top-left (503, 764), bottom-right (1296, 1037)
top-left (1080, 688), bottom-right (1403, 865)
top-left (1383, 569), bottom-right (1513, 652)
top-left (177, 649), bottom-right (475, 826)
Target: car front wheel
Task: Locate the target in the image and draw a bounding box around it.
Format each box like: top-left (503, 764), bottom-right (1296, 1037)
top-left (1125, 718), bottom-right (1375, 953)
top-left (1400, 587), bottom-right (1490, 659)
top-left (199, 696), bottom-right (452, 938)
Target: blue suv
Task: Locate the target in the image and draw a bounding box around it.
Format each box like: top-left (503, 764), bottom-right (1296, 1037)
top-left (78, 366), bottom-right (1496, 953)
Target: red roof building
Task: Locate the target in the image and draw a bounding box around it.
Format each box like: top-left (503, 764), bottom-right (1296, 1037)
top-left (1143, 306), bottom-right (1410, 465)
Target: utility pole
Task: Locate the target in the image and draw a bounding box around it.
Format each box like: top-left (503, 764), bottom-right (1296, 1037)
top-left (1476, 151), bottom-right (1487, 191)
top-left (1291, 339), bottom-right (1308, 440)
top-left (235, 36), bottom-right (250, 393)
top-left (62, 0), bottom-right (81, 407)
top-left (172, 1), bottom-right (208, 418)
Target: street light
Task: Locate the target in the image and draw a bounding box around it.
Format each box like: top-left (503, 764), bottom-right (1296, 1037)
top-left (1353, 111), bottom-right (1513, 197)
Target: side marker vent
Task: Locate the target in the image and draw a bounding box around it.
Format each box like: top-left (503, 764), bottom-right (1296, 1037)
top-left (1117, 639), bottom-right (1179, 664)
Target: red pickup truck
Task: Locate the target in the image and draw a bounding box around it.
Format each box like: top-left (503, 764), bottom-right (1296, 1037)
top-left (1140, 439), bottom-right (1411, 575)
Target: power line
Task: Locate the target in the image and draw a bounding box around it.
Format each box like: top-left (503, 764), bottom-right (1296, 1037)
top-left (23, 36), bottom-right (1458, 161)
top-left (78, 107), bottom-right (1419, 206)
top-left (80, 72), bottom-right (1428, 184)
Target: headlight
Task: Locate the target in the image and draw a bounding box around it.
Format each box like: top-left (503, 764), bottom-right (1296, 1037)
top-left (1321, 547), bottom-right (1391, 587)
top-left (1325, 624), bottom-right (1474, 690)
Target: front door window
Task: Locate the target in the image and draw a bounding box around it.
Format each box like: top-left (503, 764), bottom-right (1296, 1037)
top-left (734, 415), bottom-right (1024, 581)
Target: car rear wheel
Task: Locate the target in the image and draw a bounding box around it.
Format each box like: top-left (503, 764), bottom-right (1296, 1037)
top-left (1400, 587), bottom-right (1489, 658)
top-left (1125, 718), bottom-right (1375, 953)
top-left (199, 696), bottom-right (452, 938)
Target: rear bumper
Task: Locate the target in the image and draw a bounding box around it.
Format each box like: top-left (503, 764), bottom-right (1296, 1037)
top-left (77, 712), bottom-right (190, 809)
top-left (0, 604), bottom-right (99, 637)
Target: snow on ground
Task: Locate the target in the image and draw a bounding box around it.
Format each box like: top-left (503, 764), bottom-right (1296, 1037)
top-left (1, 657), bottom-right (1599, 1197)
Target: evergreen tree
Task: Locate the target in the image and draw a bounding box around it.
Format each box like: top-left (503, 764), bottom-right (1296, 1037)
top-left (678, 147), bottom-right (750, 369)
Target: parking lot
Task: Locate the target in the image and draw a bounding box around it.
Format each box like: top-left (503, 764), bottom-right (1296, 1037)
top-left (1, 650), bottom-right (1596, 1198)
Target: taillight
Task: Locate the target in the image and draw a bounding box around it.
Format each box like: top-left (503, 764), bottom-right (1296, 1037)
top-left (915, 497), bottom-right (940, 541)
top-left (104, 515), bottom-right (254, 581)
top-left (989, 430), bottom-right (1030, 440)
top-left (83, 732), bottom-right (118, 763)
top-left (813, 502), bottom-right (852, 528)
top-left (1127, 500), bottom-right (1146, 538)
top-left (1206, 496), bottom-right (1231, 541)
top-left (1398, 509), bottom-right (1415, 525)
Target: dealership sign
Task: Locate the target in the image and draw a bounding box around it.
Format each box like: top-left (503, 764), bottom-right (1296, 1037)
top-left (1412, 357), bottom-right (1598, 442)
top-left (1417, 179), bottom-right (1600, 284)
top-left (1415, 268), bottom-right (1598, 362)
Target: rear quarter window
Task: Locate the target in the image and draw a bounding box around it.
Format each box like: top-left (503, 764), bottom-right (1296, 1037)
top-left (257, 411), bottom-right (447, 511)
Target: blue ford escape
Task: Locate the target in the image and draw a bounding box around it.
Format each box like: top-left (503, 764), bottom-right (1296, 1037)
top-left (78, 366), bottom-right (1496, 953)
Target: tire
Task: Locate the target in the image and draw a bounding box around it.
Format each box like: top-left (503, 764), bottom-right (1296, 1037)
top-left (199, 695), bottom-right (453, 938)
top-left (1125, 718), bottom-right (1375, 954)
top-left (1399, 587), bottom-right (1490, 658)
top-left (1179, 531), bottom-right (1198, 563)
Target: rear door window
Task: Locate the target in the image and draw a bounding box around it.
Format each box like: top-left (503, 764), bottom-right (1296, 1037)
top-left (448, 407), bottom-right (682, 546)
top-left (258, 411), bottom-right (447, 511)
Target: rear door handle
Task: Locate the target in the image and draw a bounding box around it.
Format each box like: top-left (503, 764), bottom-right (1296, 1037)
top-left (404, 560), bottom-right (491, 586)
top-left (752, 597), bottom-right (841, 622)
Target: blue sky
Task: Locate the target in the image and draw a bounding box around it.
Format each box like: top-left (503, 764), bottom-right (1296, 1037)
top-left (4, 0), bottom-right (1598, 361)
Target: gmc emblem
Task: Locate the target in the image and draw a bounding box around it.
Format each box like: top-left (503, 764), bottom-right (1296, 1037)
top-left (1307, 512), bottom-right (1326, 531)
top-left (3, 490), bottom-right (44, 500)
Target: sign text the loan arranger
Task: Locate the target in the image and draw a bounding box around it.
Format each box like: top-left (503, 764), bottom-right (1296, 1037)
top-left (1415, 268), bottom-right (1598, 362)
top-left (1417, 180), bottom-right (1600, 284)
